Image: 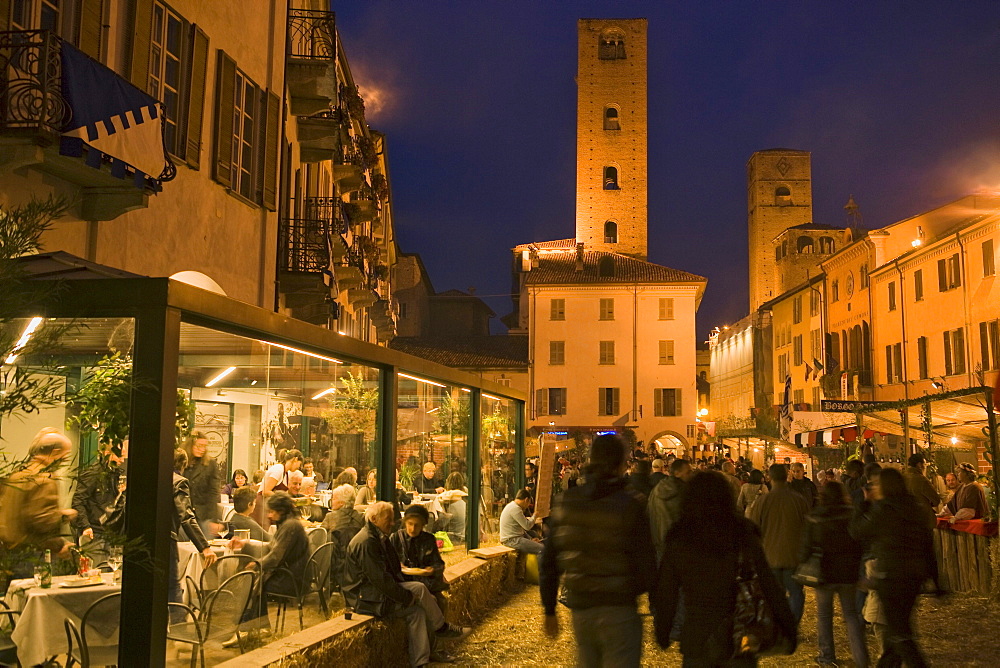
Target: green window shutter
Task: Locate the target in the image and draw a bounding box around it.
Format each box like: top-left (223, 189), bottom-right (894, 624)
top-left (535, 389), bottom-right (547, 417)
top-left (183, 24), bottom-right (209, 169)
top-left (212, 50), bottom-right (236, 188)
top-left (129, 0), bottom-right (154, 92)
top-left (0, 0), bottom-right (10, 31)
top-left (262, 90), bottom-right (281, 210)
top-left (654, 389), bottom-right (663, 417)
top-left (77, 0), bottom-right (103, 59)
top-left (943, 331), bottom-right (952, 375)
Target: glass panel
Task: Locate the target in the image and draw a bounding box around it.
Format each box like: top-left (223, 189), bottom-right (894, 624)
top-left (166, 321), bottom-right (380, 663)
top-left (480, 393), bottom-right (518, 548)
top-left (0, 316), bottom-right (132, 662)
top-left (396, 373), bottom-right (470, 562)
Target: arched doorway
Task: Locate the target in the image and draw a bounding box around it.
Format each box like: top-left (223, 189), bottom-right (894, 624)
top-left (649, 430), bottom-right (689, 457)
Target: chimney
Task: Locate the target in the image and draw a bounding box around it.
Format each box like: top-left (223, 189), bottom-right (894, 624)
top-left (575, 242), bottom-right (584, 272)
top-left (530, 247), bottom-right (539, 268)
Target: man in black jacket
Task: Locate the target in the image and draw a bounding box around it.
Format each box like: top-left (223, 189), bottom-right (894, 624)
top-left (343, 502), bottom-right (465, 667)
top-left (71, 443), bottom-right (126, 560)
top-left (539, 434), bottom-right (656, 667)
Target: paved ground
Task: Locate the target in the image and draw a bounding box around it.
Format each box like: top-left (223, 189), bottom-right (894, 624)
top-left (445, 584), bottom-right (1000, 667)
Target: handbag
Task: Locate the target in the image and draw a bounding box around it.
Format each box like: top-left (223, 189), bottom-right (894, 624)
top-left (731, 541), bottom-right (795, 658)
top-left (793, 550), bottom-right (824, 587)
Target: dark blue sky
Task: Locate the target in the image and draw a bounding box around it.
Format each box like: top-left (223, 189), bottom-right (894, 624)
top-left (333, 1), bottom-right (1000, 338)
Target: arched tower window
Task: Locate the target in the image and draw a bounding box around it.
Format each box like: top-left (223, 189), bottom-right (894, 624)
top-left (604, 221), bottom-right (618, 244)
top-left (818, 236), bottom-right (835, 254)
top-left (603, 166), bottom-right (619, 190)
top-left (599, 29), bottom-right (626, 60)
top-left (797, 236), bottom-right (814, 254)
top-left (775, 186), bottom-right (792, 206)
top-left (598, 256), bottom-right (615, 277)
top-left (604, 106), bottom-right (620, 130)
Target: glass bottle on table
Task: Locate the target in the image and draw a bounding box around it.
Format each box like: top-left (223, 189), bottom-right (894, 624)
top-left (40, 549), bottom-right (52, 588)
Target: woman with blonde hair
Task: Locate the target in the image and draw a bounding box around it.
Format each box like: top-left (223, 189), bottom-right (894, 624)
top-left (181, 430), bottom-right (220, 536)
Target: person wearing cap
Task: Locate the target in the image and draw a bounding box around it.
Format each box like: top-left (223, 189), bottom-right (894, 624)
top-left (391, 504), bottom-right (449, 613)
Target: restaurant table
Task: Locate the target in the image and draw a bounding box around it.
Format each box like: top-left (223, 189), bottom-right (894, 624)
top-left (409, 494), bottom-right (446, 515)
top-left (4, 573), bottom-right (120, 667)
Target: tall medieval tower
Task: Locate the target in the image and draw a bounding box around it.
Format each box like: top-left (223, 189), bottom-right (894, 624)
top-left (575, 18), bottom-right (648, 260)
top-left (746, 149), bottom-right (813, 310)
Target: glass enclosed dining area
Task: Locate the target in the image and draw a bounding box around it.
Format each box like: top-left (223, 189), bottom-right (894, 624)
top-left (0, 277), bottom-right (524, 667)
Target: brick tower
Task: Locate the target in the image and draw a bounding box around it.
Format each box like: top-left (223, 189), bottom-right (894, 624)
top-left (575, 18), bottom-right (648, 260)
top-left (746, 149), bottom-right (813, 310)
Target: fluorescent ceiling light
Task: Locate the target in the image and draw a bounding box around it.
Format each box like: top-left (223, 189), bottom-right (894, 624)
top-left (5, 317), bottom-right (44, 364)
top-left (482, 393), bottom-right (503, 402)
top-left (312, 388), bottom-right (336, 400)
top-left (205, 366), bottom-right (237, 387)
top-left (397, 372), bottom-right (446, 388)
top-left (266, 341), bottom-right (341, 365)
top-left (426, 407), bottom-right (440, 414)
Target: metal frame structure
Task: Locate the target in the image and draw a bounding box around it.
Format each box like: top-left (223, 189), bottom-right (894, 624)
top-left (18, 276), bottom-right (524, 667)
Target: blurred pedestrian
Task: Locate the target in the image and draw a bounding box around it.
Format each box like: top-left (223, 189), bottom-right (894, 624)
top-left (648, 458), bottom-right (693, 564)
top-left (737, 469), bottom-right (768, 518)
top-left (789, 462), bottom-right (817, 508)
top-left (903, 453), bottom-right (940, 514)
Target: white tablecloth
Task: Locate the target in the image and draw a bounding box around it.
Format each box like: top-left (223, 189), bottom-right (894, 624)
top-left (5, 573), bottom-right (120, 667)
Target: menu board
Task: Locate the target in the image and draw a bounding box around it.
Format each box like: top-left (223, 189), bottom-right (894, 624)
top-left (533, 440), bottom-right (557, 519)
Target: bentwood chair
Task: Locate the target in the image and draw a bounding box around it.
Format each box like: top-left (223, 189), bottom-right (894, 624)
top-left (167, 570), bottom-right (256, 667)
top-left (0, 600), bottom-right (21, 667)
top-left (63, 592), bottom-right (122, 668)
top-left (187, 554), bottom-right (254, 611)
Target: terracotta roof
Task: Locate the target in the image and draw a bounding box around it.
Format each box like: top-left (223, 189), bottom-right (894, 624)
top-left (390, 336), bottom-right (528, 369)
top-left (523, 250), bottom-right (706, 285)
top-left (512, 238), bottom-right (576, 251)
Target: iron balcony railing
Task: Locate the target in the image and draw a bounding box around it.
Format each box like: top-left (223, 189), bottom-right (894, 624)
top-left (280, 217), bottom-right (332, 274)
top-left (304, 196), bottom-right (348, 235)
top-left (287, 9), bottom-right (337, 61)
top-left (0, 29), bottom-right (71, 133)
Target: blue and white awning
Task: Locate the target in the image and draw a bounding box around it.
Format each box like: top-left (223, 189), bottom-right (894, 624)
top-left (58, 41), bottom-right (171, 187)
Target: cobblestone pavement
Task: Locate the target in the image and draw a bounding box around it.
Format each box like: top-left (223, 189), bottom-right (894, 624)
top-left (445, 584), bottom-right (1000, 667)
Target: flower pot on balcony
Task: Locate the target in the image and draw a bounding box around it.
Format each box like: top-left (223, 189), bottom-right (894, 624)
top-left (333, 164), bottom-right (364, 193)
top-left (343, 200), bottom-right (376, 223)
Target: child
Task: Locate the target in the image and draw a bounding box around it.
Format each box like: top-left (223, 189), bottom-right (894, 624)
top-left (390, 505), bottom-right (449, 613)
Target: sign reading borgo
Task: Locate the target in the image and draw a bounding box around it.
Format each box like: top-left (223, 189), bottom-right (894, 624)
top-left (820, 399), bottom-right (896, 413)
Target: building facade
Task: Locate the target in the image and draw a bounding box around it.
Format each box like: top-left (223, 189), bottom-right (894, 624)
top-left (574, 18), bottom-right (648, 259)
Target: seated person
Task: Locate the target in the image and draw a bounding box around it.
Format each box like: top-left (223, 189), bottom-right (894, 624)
top-left (356, 469), bottom-right (378, 506)
top-left (335, 467), bottom-right (359, 488)
top-left (391, 505), bottom-right (449, 611)
top-left (499, 489), bottom-right (542, 555)
top-left (231, 492), bottom-right (308, 643)
top-left (442, 472), bottom-right (468, 544)
top-left (322, 483), bottom-right (364, 544)
top-left (287, 470), bottom-right (305, 497)
top-left (414, 462), bottom-right (445, 495)
top-left (222, 469), bottom-right (249, 500)
top-left (302, 457), bottom-right (324, 483)
top-left (343, 502), bottom-right (466, 667)
top-left (228, 486), bottom-right (271, 542)
top-left (946, 464), bottom-right (988, 519)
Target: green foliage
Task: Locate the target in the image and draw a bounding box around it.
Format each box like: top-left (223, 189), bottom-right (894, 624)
top-left (0, 197), bottom-right (72, 424)
top-left (481, 402), bottom-right (511, 443)
top-left (67, 352), bottom-right (133, 448)
top-left (435, 392), bottom-right (470, 439)
top-left (322, 371), bottom-right (378, 444)
top-left (176, 389), bottom-right (195, 444)
top-left (399, 461), bottom-right (419, 489)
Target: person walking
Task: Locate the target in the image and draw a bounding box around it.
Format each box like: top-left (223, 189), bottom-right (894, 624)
top-left (652, 471), bottom-right (797, 666)
top-left (648, 458), bottom-right (693, 564)
top-left (736, 469), bottom-right (768, 518)
top-left (850, 467), bottom-right (938, 668)
top-left (750, 463), bottom-right (810, 623)
top-left (540, 434), bottom-right (655, 668)
top-left (800, 481), bottom-right (868, 667)
top-left (788, 462), bottom-right (817, 508)
top-left (903, 453), bottom-right (940, 514)
top-left (182, 430), bottom-right (220, 537)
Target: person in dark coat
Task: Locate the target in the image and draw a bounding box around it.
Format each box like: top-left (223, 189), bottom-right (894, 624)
top-left (182, 431), bottom-right (221, 536)
top-left (850, 467), bottom-right (938, 668)
top-left (627, 459), bottom-right (655, 498)
top-left (343, 502), bottom-right (465, 667)
top-left (391, 505), bottom-right (449, 613)
top-left (239, 492), bottom-right (309, 632)
top-left (540, 434), bottom-right (655, 668)
top-left (170, 449), bottom-right (216, 622)
top-left (652, 471), bottom-right (797, 667)
top-left (800, 481), bottom-right (868, 668)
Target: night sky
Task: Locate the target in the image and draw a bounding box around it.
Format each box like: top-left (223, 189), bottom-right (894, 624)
top-left (333, 1), bottom-right (1000, 339)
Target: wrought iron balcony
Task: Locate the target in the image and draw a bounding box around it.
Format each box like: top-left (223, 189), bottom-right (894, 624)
top-left (286, 10), bottom-right (337, 115)
top-left (280, 216), bottom-right (333, 275)
top-left (0, 29), bottom-right (168, 219)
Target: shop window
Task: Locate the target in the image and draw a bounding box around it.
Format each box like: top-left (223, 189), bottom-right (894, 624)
top-left (604, 107), bottom-right (620, 130)
top-left (603, 166), bottom-right (619, 190)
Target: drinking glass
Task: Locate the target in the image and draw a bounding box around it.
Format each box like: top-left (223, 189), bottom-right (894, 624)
top-left (32, 566), bottom-right (45, 587)
top-left (107, 547), bottom-right (123, 581)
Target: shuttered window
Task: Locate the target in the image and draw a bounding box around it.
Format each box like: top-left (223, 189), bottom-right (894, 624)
top-left (654, 388), bottom-right (681, 417)
top-left (943, 327), bottom-right (965, 376)
top-left (77, 0), bottom-right (103, 58)
top-left (549, 341), bottom-right (565, 365)
top-left (658, 340), bottom-right (674, 365)
top-left (212, 50), bottom-right (236, 188)
top-left (658, 298), bottom-right (674, 320)
top-left (599, 340), bottom-right (615, 365)
top-left (597, 388), bottom-right (619, 416)
top-left (599, 298), bottom-right (614, 321)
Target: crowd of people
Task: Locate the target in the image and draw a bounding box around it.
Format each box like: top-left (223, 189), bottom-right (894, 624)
top-left (534, 435), bottom-right (986, 668)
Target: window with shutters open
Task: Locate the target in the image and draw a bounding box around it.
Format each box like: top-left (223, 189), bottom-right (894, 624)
top-left (937, 253), bottom-right (961, 291)
top-left (654, 388), bottom-right (680, 417)
top-left (943, 327), bottom-right (965, 376)
top-left (979, 319), bottom-right (1000, 371)
top-left (597, 388), bottom-right (619, 416)
top-left (212, 50), bottom-right (279, 209)
top-left (917, 336), bottom-right (928, 379)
